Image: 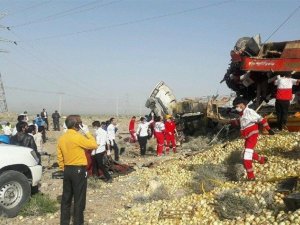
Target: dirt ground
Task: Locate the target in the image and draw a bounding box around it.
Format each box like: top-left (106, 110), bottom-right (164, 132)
top-left (0, 115), bottom-right (196, 225)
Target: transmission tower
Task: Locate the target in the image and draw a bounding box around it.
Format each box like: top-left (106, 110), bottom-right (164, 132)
top-left (0, 12), bottom-right (16, 112)
top-left (0, 73), bottom-right (8, 112)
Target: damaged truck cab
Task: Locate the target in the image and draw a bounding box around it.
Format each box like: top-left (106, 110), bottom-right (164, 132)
top-left (221, 35), bottom-right (300, 104)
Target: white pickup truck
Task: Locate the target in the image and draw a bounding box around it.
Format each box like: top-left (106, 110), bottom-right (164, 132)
top-left (0, 144), bottom-right (42, 217)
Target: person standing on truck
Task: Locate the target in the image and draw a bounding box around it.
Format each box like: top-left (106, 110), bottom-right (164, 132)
top-left (272, 73), bottom-right (300, 131)
top-left (164, 115), bottom-right (177, 153)
top-left (232, 97), bottom-right (274, 181)
top-left (57, 115), bottom-right (97, 225)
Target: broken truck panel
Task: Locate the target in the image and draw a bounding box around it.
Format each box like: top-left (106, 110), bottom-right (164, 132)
top-left (145, 81), bottom-right (177, 117)
top-left (222, 35), bottom-right (300, 103)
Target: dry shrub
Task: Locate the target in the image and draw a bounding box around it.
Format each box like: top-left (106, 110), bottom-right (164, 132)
top-left (149, 185), bottom-right (170, 201)
top-left (134, 185), bottom-right (170, 204)
top-left (214, 190), bottom-right (259, 220)
top-left (88, 177), bottom-right (102, 189)
top-left (262, 191), bottom-right (275, 209)
top-left (190, 164), bottom-right (228, 194)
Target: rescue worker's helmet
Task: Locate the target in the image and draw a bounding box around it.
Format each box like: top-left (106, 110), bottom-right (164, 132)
top-left (0, 135), bottom-right (10, 144)
top-left (165, 114), bottom-right (172, 119)
top-left (233, 97), bottom-right (248, 107)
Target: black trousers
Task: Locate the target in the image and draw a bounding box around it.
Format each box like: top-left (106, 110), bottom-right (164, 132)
top-left (138, 136), bottom-right (148, 155)
top-left (43, 118), bottom-right (49, 130)
top-left (275, 100), bottom-right (290, 130)
top-left (110, 140), bottom-right (119, 161)
top-left (61, 166), bottom-right (87, 225)
top-left (53, 120), bottom-right (60, 131)
top-left (95, 152), bottom-right (111, 180)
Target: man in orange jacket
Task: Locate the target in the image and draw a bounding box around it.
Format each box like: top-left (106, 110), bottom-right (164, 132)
top-left (164, 115), bottom-right (177, 153)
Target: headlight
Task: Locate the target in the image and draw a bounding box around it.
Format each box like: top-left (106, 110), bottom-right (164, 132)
top-left (30, 150), bottom-right (40, 164)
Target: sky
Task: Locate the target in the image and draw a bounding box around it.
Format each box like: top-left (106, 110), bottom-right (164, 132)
top-left (0, 0), bottom-right (300, 115)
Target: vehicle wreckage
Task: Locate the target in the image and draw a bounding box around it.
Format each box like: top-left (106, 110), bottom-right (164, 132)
top-left (221, 35), bottom-right (300, 131)
top-left (146, 35), bottom-right (300, 134)
top-left (145, 81), bottom-right (235, 135)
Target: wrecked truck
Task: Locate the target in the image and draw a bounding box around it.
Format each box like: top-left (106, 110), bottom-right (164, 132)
top-left (221, 35), bottom-right (300, 131)
top-left (145, 81), bottom-right (235, 135)
top-left (221, 35), bottom-right (300, 105)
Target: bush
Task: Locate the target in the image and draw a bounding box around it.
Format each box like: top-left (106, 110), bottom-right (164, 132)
top-left (190, 164), bottom-right (228, 194)
top-left (88, 177), bottom-right (103, 189)
top-left (214, 190), bottom-right (259, 220)
top-left (20, 193), bottom-right (59, 216)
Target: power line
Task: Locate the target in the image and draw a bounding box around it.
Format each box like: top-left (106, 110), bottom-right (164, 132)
top-left (8, 29), bottom-right (107, 97)
top-left (9, 0), bottom-right (123, 29)
top-left (9, 0), bottom-right (100, 28)
top-left (5, 0), bottom-right (52, 17)
top-left (264, 4), bottom-right (300, 43)
top-left (19, 0), bottom-right (234, 42)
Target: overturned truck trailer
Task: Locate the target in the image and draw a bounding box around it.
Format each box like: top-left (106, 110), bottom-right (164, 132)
top-left (145, 81), bottom-right (234, 134)
top-left (221, 35), bottom-right (300, 104)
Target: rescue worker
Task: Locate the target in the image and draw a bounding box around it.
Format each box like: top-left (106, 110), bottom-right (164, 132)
top-left (232, 97), bottom-right (274, 181)
top-left (164, 114), bottom-right (177, 153)
top-left (128, 116), bottom-right (137, 143)
top-left (272, 72), bottom-right (300, 131)
top-left (154, 116), bottom-right (165, 156)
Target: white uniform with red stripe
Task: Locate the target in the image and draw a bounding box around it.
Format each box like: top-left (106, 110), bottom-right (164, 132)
top-left (275, 77), bottom-right (297, 100)
top-left (154, 122), bottom-right (165, 156)
top-left (239, 106), bottom-right (269, 139)
top-left (238, 106), bottom-right (269, 180)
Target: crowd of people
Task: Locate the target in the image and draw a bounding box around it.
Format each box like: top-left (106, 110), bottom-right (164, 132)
top-left (129, 112), bottom-right (178, 157)
top-left (1, 71), bottom-right (298, 225)
top-left (0, 108), bottom-right (61, 162)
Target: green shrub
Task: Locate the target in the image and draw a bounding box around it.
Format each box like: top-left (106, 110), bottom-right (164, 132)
top-left (20, 193), bottom-right (59, 216)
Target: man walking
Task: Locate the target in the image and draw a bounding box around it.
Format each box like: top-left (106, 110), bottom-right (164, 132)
top-left (136, 113), bottom-right (154, 156)
top-left (154, 116), bottom-right (165, 156)
top-left (232, 97), bottom-right (274, 180)
top-left (57, 115), bottom-right (97, 225)
top-left (52, 110), bottom-right (61, 131)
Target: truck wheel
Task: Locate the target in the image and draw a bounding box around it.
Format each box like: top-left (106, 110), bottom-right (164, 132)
top-left (0, 171), bottom-right (31, 218)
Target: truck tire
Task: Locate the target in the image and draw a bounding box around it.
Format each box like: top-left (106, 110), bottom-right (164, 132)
top-left (0, 170), bottom-right (31, 218)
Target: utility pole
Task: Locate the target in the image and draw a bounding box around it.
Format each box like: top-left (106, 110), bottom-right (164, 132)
top-left (116, 96), bottom-right (119, 117)
top-left (0, 73), bottom-right (8, 112)
top-left (0, 12), bottom-right (17, 113)
top-left (57, 92), bottom-right (64, 115)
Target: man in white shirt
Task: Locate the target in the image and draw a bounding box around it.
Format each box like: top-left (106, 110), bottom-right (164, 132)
top-left (136, 113), bottom-right (154, 156)
top-left (92, 121), bottom-right (112, 182)
top-left (2, 122), bottom-right (12, 136)
top-left (107, 117), bottom-right (119, 161)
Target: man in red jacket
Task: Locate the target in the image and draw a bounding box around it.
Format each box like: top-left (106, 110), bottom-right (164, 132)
top-left (164, 115), bottom-right (177, 153)
top-left (128, 116), bottom-right (137, 143)
top-left (232, 97), bottom-right (274, 180)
